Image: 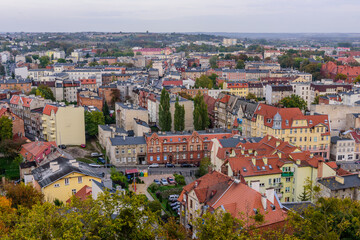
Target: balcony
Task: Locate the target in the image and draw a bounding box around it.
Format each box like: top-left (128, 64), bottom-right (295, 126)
top-left (281, 172), bottom-right (294, 177)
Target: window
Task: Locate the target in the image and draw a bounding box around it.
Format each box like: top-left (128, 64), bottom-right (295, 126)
top-left (197, 153), bottom-right (200, 158)
top-left (192, 138), bottom-right (194, 143)
top-left (183, 154), bottom-right (186, 159)
top-left (156, 140), bottom-right (159, 144)
top-left (122, 157), bottom-right (126, 163)
top-left (128, 149), bottom-right (131, 154)
top-left (164, 139), bottom-right (167, 143)
top-left (156, 147), bottom-right (160, 152)
top-left (72, 189), bottom-right (77, 195)
top-left (260, 183), bottom-right (265, 187)
top-left (314, 137), bottom-right (317, 142)
top-left (285, 187), bottom-right (290, 193)
top-left (140, 147), bottom-right (143, 153)
top-left (133, 149), bottom-right (136, 154)
top-left (204, 144), bottom-right (208, 150)
top-left (116, 149), bottom-right (119, 154)
top-left (183, 146), bottom-right (186, 151)
top-left (169, 146), bottom-right (173, 152)
top-left (54, 184), bottom-right (60, 188)
top-left (176, 146), bottom-right (179, 152)
top-left (196, 138), bottom-right (199, 143)
top-left (128, 157), bottom-right (131, 162)
top-left (190, 146), bottom-right (193, 151)
top-left (286, 177), bottom-right (291, 182)
top-left (170, 138), bottom-right (172, 142)
top-left (149, 147), bottom-right (153, 153)
top-left (164, 146), bottom-right (167, 152)
top-left (190, 200), bottom-right (193, 208)
top-left (197, 145), bottom-right (200, 151)
top-left (122, 149), bottom-right (125, 154)
top-left (133, 157), bottom-right (136, 162)
top-left (65, 178), bottom-right (69, 185)
top-left (78, 177), bottom-right (82, 184)
top-left (157, 156), bottom-right (160, 161)
top-left (190, 154), bottom-right (193, 159)
top-left (150, 156), bottom-right (153, 161)
top-left (164, 155), bottom-right (167, 161)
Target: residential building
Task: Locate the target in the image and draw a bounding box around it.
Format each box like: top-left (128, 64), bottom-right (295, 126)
top-left (133, 118), bottom-right (151, 137)
top-left (265, 84), bottom-right (293, 105)
top-left (115, 102), bottom-right (149, 131)
top-left (242, 104), bottom-right (331, 160)
top-left (31, 157), bottom-right (102, 202)
top-left (224, 82), bottom-right (248, 97)
top-left (19, 141), bottom-right (57, 165)
top-left (318, 174), bottom-right (360, 200)
top-left (216, 60), bottom-right (236, 68)
top-left (107, 136), bottom-right (147, 165)
top-left (330, 136), bottom-right (355, 162)
top-left (145, 129), bottom-right (234, 166)
top-left (291, 83), bottom-right (312, 109)
top-left (178, 171), bottom-right (287, 230)
top-left (321, 61), bottom-right (360, 83)
top-left (42, 104), bottom-right (85, 145)
top-left (0, 78), bottom-right (32, 92)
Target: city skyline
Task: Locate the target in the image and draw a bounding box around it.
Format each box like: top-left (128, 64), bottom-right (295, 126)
top-left (2, 0), bottom-right (359, 33)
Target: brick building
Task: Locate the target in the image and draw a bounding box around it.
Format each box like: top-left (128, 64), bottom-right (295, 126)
top-left (102, 74), bottom-right (133, 86)
top-left (145, 129), bottom-right (234, 166)
top-left (216, 59), bottom-right (236, 68)
top-left (321, 61), bottom-right (360, 83)
top-left (0, 79), bottom-right (32, 93)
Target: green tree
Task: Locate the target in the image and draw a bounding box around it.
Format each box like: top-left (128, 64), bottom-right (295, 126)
top-left (100, 61), bottom-right (109, 65)
top-left (246, 93), bottom-right (258, 102)
top-left (209, 55), bottom-right (218, 68)
top-left (4, 183), bottom-right (44, 209)
top-left (279, 94), bottom-right (307, 111)
top-left (355, 75), bottom-right (360, 83)
top-left (335, 73), bottom-right (348, 81)
top-left (89, 61), bottom-right (99, 67)
top-left (193, 93), bottom-right (209, 130)
top-left (197, 157), bottom-right (211, 177)
top-left (298, 185), bottom-right (310, 201)
top-left (39, 56), bottom-right (50, 68)
top-left (159, 88), bottom-right (172, 131)
top-left (0, 116), bottom-right (13, 141)
top-left (0, 64), bottom-right (5, 76)
top-left (236, 59), bottom-right (245, 69)
top-left (102, 101), bottom-right (114, 124)
top-left (174, 97), bottom-right (185, 132)
top-left (11, 72), bottom-right (15, 79)
top-left (25, 56), bottom-right (32, 63)
top-left (85, 111), bottom-right (105, 136)
top-left (32, 54), bottom-right (39, 60)
top-left (110, 88), bottom-right (121, 107)
top-left (195, 75), bottom-right (213, 89)
top-left (31, 84), bottom-right (55, 101)
top-left (57, 58), bottom-right (66, 63)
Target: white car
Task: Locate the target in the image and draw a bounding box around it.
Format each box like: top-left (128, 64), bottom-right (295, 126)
top-left (148, 163), bottom-right (159, 168)
top-left (160, 178), bottom-right (168, 185)
top-left (89, 163), bottom-right (102, 168)
top-left (91, 152), bottom-right (102, 157)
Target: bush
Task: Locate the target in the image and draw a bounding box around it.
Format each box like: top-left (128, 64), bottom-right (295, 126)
top-left (173, 174), bottom-right (185, 186)
top-left (148, 201), bottom-right (162, 215)
top-left (149, 183), bottom-right (160, 193)
top-left (156, 191), bottom-right (162, 202)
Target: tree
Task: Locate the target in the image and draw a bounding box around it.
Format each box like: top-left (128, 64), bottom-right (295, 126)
top-left (236, 59), bottom-right (245, 69)
top-left (110, 88), bottom-right (121, 107)
top-left (11, 72), bottom-right (15, 79)
top-left (355, 75), bottom-right (360, 83)
top-left (195, 75), bottom-right (213, 89)
top-left (159, 88), bottom-right (172, 131)
top-left (31, 84), bottom-right (55, 101)
top-left (210, 55), bottom-right (218, 68)
top-left (25, 56), bottom-right (32, 63)
top-left (39, 56), bottom-right (50, 68)
top-left (279, 94), bottom-right (307, 111)
top-left (246, 93), bottom-right (258, 102)
top-left (161, 217), bottom-right (188, 240)
top-left (32, 54), bottom-right (39, 60)
top-left (102, 101), bottom-right (114, 124)
top-left (0, 116), bottom-right (12, 141)
top-left (298, 185), bottom-right (310, 201)
top-left (174, 97), bottom-right (185, 132)
top-left (193, 93), bottom-right (209, 130)
top-left (89, 61), bottom-right (99, 67)
top-left (85, 111), bottom-right (105, 136)
top-left (0, 64), bottom-right (5, 76)
top-left (100, 61), bottom-right (109, 65)
top-left (4, 183), bottom-right (44, 209)
top-left (197, 157), bottom-right (211, 177)
top-left (335, 73), bottom-right (348, 81)
top-left (0, 196), bottom-right (16, 238)
top-left (57, 58), bottom-right (66, 63)
top-left (0, 139), bottom-right (25, 158)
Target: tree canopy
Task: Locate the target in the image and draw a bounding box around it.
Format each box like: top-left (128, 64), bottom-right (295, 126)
top-left (0, 116), bottom-right (13, 141)
top-left (159, 88), bottom-right (172, 131)
top-left (279, 94), bottom-right (307, 111)
top-left (85, 111), bottom-right (105, 136)
top-left (30, 85), bottom-right (55, 101)
top-left (195, 75), bottom-right (213, 89)
top-left (39, 56), bottom-right (51, 68)
top-left (174, 97), bottom-right (185, 132)
top-left (193, 93), bottom-right (209, 130)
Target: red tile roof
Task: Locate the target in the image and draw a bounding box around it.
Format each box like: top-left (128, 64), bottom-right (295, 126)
top-left (43, 104), bottom-right (59, 116)
top-left (20, 141), bottom-right (57, 162)
top-left (66, 185), bottom-right (92, 203)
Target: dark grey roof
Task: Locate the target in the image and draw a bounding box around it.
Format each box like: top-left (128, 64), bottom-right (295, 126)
top-left (219, 138), bottom-right (242, 148)
top-left (116, 102), bottom-right (147, 111)
top-left (318, 174), bottom-right (360, 190)
top-left (282, 201), bottom-right (314, 214)
top-left (134, 118), bottom-right (149, 127)
top-left (99, 125), bottom-right (127, 134)
top-left (331, 136), bottom-right (352, 144)
top-left (110, 136), bottom-right (146, 146)
top-left (0, 78), bottom-right (32, 84)
top-left (271, 85), bottom-right (293, 92)
top-left (32, 157), bottom-right (102, 188)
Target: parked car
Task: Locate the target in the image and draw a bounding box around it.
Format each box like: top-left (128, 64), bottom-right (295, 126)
top-left (91, 152), bottom-right (102, 157)
top-left (97, 157), bottom-right (105, 164)
top-left (148, 163), bottom-right (159, 168)
top-left (172, 205), bottom-right (180, 211)
top-left (160, 178), bottom-right (168, 185)
top-left (167, 177), bottom-right (176, 184)
top-left (89, 163), bottom-right (102, 168)
top-left (355, 160), bottom-right (360, 164)
top-left (168, 194), bottom-right (179, 202)
top-left (58, 144), bottom-right (66, 149)
top-left (181, 163), bottom-right (192, 168)
top-left (165, 163), bottom-right (175, 168)
top-left (153, 179), bottom-right (161, 185)
top-left (80, 144), bottom-right (86, 148)
top-left (104, 163), bottom-right (115, 168)
top-left (170, 201), bottom-right (180, 207)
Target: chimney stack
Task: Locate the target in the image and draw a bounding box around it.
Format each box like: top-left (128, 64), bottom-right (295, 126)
top-left (265, 188), bottom-right (275, 204)
top-left (50, 161), bottom-right (60, 172)
top-left (261, 194), bottom-right (267, 211)
top-left (251, 180), bottom-right (260, 193)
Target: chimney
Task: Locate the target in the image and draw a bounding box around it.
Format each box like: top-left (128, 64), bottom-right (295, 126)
top-left (251, 157), bottom-right (256, 166)
top-left (335, 175), bottom-right (344, 184)
top-left (265, 188), bottom-right (275, 204)
top-left (123, 135), bottom-right (126, 140)
top-left (251, 180), bottom-right (260, 193)
top-left (69, 159), bottom-right (79, 168)
top-left (50, 161), bottom-right (59, 172)
top-left (261, 194), bottom-right (267, 211)
top-left (262, 157), bottom-right (268, 165)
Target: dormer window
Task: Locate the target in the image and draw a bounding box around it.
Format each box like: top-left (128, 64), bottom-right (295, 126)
top-left (285, 120), bottom-right (289, 125)
top-left (267, 118), bottom-right (271, 123)
top-left (309, 120), bottom-right (313, 125)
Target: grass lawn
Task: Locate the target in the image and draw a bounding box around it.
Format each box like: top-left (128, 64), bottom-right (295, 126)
top-left (0, 157), bottom-right (20, 180)
top-left (77, 158), bottom-right (96, 164)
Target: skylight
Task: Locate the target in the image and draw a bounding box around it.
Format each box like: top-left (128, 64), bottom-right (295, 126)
top-left (269, 164), bottom-right (273, 169)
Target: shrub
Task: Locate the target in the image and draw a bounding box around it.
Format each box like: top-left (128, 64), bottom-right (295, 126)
top-left (148, 201), bottom-right (162, 215)
top-left (149, 183), bottom-right (160, 193)
top-left (173, 174), bottom-right (185, 185)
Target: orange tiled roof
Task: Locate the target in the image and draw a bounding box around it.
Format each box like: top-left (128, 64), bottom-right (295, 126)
top-left (43, 104), bottom-right (59, 116)
top-left (66, 185), bottom-right (92, 203)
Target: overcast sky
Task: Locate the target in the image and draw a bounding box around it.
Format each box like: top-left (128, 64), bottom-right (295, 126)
top-left (2, 0), bottom-right (359, 32)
